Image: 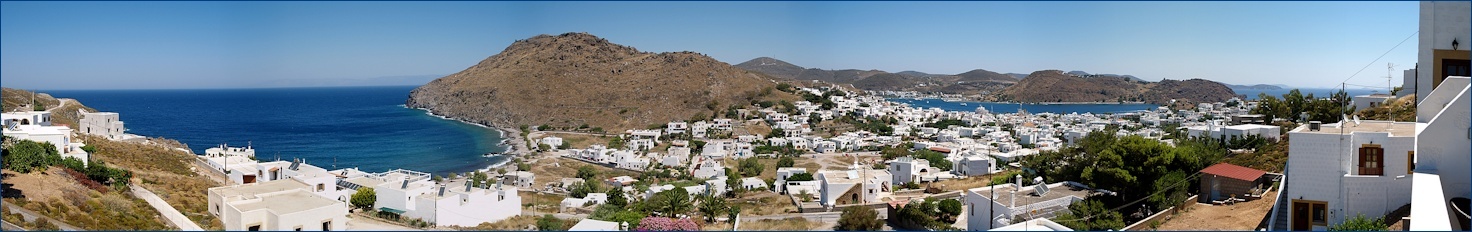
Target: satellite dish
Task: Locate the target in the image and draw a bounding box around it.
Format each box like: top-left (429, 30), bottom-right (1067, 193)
top-left (1352, 115), bottom-right (1361, 126)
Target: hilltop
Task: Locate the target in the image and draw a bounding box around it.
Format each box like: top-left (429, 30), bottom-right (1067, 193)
top-left (734, 57), bottom-right (1018, 95)
top-left (997, 70), bottom-right (1236, 106)
top-left (1226, 84), bottom-right (1285, 90)
top-left (407, 33), bottom-right (799, 132)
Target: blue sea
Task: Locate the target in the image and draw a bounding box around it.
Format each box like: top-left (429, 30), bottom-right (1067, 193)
top-left (887, 98), bottom-right (1159, 114)
top-left (44, 86), bottom-right (508, 175)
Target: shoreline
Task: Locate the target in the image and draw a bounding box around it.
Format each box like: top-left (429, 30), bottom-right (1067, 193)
top-left (893, 98), bottom-right (1153, 105)
top-left (403, 105), bottom-right (528, 171)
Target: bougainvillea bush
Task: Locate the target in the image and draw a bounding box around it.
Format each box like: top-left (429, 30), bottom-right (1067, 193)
top-left (636, 217), bottom-right (699, 231)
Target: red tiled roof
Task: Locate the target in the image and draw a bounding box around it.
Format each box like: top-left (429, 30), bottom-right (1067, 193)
top-left (928, 146), bottom-right (952, 153)
top-left (1200, 163), bottom-right (1265, 182)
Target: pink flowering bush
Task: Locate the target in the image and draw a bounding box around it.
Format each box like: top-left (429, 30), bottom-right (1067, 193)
top-left (635, 217), bottom-right (699, 231)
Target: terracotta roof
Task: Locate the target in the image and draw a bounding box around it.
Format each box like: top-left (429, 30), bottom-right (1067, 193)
top-left (1200, 163), bottom-right (1265, 182)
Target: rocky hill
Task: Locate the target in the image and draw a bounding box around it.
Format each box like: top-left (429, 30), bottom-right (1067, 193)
top-left (1226, 84), bottom-right (1284, 90)
top-left (997, 70), bottom-right (1236, 106)
top-left (406, 33), bottom-right (797, 131)
top-left (734, 57), bottom-right (1017, 95)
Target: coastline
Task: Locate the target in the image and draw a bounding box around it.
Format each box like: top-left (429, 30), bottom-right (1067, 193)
top-left (404, 105), bottom-right (528, 171)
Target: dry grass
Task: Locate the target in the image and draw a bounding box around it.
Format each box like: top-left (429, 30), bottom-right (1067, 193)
top-left (731, 191), bottom-right (798, 215)
top-left (1155, 190), bottom-right (1278, 230)
top-left (83, 135), bottom-right (224, 230)
top-left (701, 217), bottom-right (822, 231)
top-left (2, 169), bottom-right (170, 230)
top-left (458, 214), bottom-right (577, 231)
top-left (530, 132), bottom-right (609, 150)
top-left (527, 157), bottom-right (641, 189)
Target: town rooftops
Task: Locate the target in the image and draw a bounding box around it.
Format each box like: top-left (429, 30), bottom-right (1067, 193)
top-left (1291, 120), bottom-right (1416, 137)
top-left (210, 178), bottom-right (312, 199)
top-left (1199, 163), bottom-right (1266, 182)
top-left (228, 188), bottom-right (341, 214)
top-left (968, 182), bottom-right (1091, 209)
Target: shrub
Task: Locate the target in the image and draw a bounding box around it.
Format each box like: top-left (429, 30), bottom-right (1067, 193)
top-left (351, 187), bottom-right (377, 210)
top-left (1329, 213), bottom-right (1387, 231)
top-left (776, 156), bottom-right (795, 168)
top-left (834, 206), bottom-right (883, 231)
top-left (536, 214), bottom-right (564, 231)
top-left (636, 217), bottom-right (699, 231)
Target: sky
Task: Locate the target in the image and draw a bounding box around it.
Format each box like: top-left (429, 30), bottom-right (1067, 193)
top-left (1, 1), bottom-right (1420, 90)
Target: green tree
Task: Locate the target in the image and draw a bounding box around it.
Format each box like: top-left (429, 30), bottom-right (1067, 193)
top-left (471, 171), bottom-right (489, 188)
top-left (937, 199), bottom-right (963, 222)
top-left (725, 168), bottom-right (742, 197)
top-left (776, 156), bottom-right (795, 168)
top-left (569, 181), bottom-right (603, 198)
top-left (577, 165), bottom-right (599, 180)
top-left (696, 195), bottom-right (729, 223)
top-left (767, 128), bottom-right (785, 138)
top-left (3, 140), bottom-right (60, 173)
top-left (738, 158), bottom-right (764, 177)
top-left (608, 137), bottom-right (626, 149)
top-left (606, 188), bottom-right (628, 208)
top-left (911, 150), bottom-right (952, 171)
top-left (351, 187), bottom-right (377, 210)
top-left (1329, 213), bottom-right (1387, 231)
top-left (649, 187), bottom-right (692, 217)
top-left (834, 206), bottom-right (883, 231)
top-left (786, 173), bottom-right (814, 181)
top-left (536, 214), bottom-right (564, 231)
top-left (1054, 199), bottom-right (1124, 231)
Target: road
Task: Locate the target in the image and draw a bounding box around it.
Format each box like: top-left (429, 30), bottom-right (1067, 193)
top-left (130, 185), bottom-right (204, 230)
top-left (1, 203), bottom-right (82, 231)
top-left (45, 98), bottom-right (73, 112)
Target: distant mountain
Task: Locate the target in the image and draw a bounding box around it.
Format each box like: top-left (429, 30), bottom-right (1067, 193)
top-left (735, 57), bottom-right (1016, 95)
top-left (408, 33), bottom-right (797, 131)
top-left (1005, 73), bottom-right (1030, 79)
top-left (896, 71), bottom-right (939, 78)
top-left (998, 70), bottom-right (1236, 106)
top-left (1065, 70), bottom-right (1148, 82)
top-left (1226, 84), bottom-right (1284, 90)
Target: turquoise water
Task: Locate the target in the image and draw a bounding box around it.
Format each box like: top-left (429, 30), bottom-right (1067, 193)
top-left (44, 86), bottom-right (508, 175)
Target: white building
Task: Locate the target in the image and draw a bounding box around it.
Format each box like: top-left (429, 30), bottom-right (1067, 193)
top-left (1221, 124), bottom-right (1282, 141)
top-left (887, 157), bottom-right (939, 185)
top-left (739, 177), bottom-right (768, 190)
top-left (2, 111), bottom-right (51, 126)
top-left (665, 121), bottom-right (688, 135)
top-left (568, 219), bottom-right (622, 231)
top-left (207, 179), bottom-right (349, 231)
top-left (1408, 75), bottom-right (1470, 230)
top-left (540, 136), bottom-right (564, 149)
top-left (503, 171), bottom-right (536, 188)
top-left (816, 167), bottom-right (891, 207)
top-left (965, 180), bottom-right (1089, 231)
top-left (78, 110), bottom-right (126, 140)
top-left (2, 119), bottom-right (89, 164)
top-left (955, 155), bottom-right (1000, 176)
top-left (1352, 94), bottom-right (1396, 112)
top-left (1281, 120), bottom-right (1415, 231)
top-left (343, 169), bottom-right (523, 227)
top-left (1411, 1), bottom-right (1472, 105)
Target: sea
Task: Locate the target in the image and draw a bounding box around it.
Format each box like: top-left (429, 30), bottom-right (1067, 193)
top-left (44, 86), bottom-right (508, 175)
top-left (887, 98), bottom-right (1160, 114)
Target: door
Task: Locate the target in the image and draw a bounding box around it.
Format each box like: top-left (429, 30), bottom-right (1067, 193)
top-left (1293, 201), bottom-right (1310, 231)
top-left (1211, 176), bottom-right (1221, 201)
top-left (243, 175), bottom-right (257, 184)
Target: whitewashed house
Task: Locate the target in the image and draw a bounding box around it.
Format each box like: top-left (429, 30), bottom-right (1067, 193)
top-left (540, 136), bottom-right (564, 149)
top-left (207, 179), bottom-right (349, 231)
top-left (965, 180), bottom-right (1089, 231)
top-left (816, 167), bottom-right (892, 207)
top-left (1407, 76), bottom-right (1471, 230)
top-left (1280, 120), bottom-right (1415, 230)
top-left (78, 110), bottom-right (126, 140)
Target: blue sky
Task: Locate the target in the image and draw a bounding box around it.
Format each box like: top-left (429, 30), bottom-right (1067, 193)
top-left (2, 1), bottom-right (1419, 90)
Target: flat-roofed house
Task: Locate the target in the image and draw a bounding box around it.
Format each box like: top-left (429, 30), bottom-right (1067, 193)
top-left (207, 179), bottom-right (349, 231)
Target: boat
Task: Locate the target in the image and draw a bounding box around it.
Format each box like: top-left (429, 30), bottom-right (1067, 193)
top-left (960, 102), bottom-right (968, 106)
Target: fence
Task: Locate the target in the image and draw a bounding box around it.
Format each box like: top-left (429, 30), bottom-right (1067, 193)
top-left (1122, 195), bottom-right (1200, 231)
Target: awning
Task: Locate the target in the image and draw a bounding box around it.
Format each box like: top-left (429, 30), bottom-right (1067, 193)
top-left (377, 207), bottom-right (406, 214)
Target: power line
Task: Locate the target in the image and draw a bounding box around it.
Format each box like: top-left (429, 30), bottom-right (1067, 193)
top-left (1339, 31), bottom-right (1418, 86)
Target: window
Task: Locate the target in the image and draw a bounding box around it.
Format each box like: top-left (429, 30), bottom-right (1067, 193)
top-left (248, 225), bottom-right (261, 231)
top-left (970, 203), bottom-right (975, 216)
top-left (322, 220), bottom-right (332, 231)
top-left (1408, 151), bottom-right (1416, 174)
top-left (293, 226), bottom-right (302, 231)
top-left (1358, 144), bottom-right (1384, 176)
top-left (1311, 203), bottom-right (1327, 225)
top-left (317, 184), bottom-right (325, 192)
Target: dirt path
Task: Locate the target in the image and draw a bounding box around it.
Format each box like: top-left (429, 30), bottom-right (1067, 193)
top-left (1, 203), bottom-right (82, 231)
top-left (1156, 190), bottom-right (1279, 230)
top-left (45, 99), bottom-right (73, 112)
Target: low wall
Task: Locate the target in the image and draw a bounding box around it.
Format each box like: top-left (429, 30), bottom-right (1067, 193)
top-left (1123, 195), bottom-right (1200, 231)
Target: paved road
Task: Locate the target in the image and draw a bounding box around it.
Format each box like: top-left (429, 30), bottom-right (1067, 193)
top-left (1, 203), bottom-right (82, 231)
top-left (130, 185), bottom-right (204, 230)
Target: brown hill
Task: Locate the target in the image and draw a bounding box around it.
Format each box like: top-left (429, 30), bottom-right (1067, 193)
top-left (406, 33), bottom-right (796, 131)
top-left (997, 70), bottom-right (1235, 105)
top-left (734, 57), bottom-right (1017, 95)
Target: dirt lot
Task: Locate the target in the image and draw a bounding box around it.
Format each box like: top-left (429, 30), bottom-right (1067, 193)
top-left (525, 157), bottom-right (641, 190)
top-left (730, 191), bottom-right (799, 216)
top-left (1, 169), bottom-right (84, 203)
top-left (701, 217), bottom-right (823, 231)
top-left (1156, 190), bottom-right (1278, 230)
